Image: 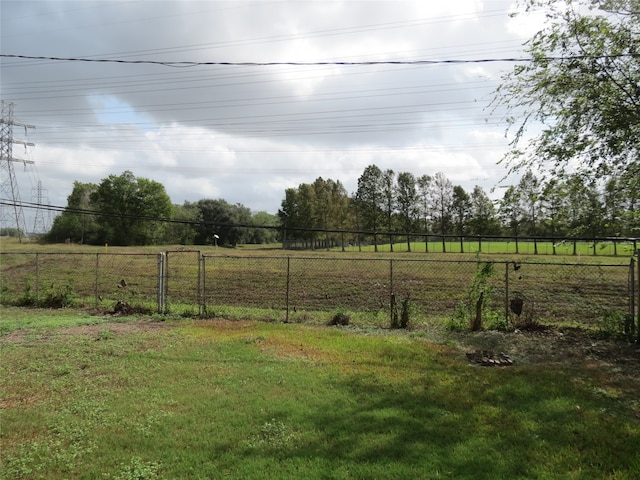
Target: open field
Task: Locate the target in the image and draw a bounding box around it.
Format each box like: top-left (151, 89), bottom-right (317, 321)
top-left (1, 238), bottom-right (636, 340)
top-left (1, 236), bottom-right (637, 258)
top-left (1, 306), bottom-right (640, 479)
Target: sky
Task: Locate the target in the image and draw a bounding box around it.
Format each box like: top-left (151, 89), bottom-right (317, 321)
top-left (0, 0), bottom-right (547, 232)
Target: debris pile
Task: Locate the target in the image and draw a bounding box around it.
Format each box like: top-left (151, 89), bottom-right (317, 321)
top-left (466, 350), bottom-right (514, 367)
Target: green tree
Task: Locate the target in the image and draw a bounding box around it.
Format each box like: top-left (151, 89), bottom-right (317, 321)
top-left (91, 171), bottom-right (172, 246)
top-left (163, 202), bottom-right (200, 245)
top-left (355, 165), bottom-right (384, 251)
top-left (451, 185), bottom-right (471, 236)
top-left (45, 181), bottom-right (99, 244)
top-left (499, 185), bottom-right (524, 237)
top-left (381, 169), bottom-right (396, 251)
top-left (249, 211), bottom-right (278, 244)
top-left (563, 175), bottom-right (605, 237)
top-left (194, 199), bottom-right (249, 247)
top-left (430, 172), bottom-right (453, 235)
top-left (516, 170), bottom-right (542, 236)
top-left (541, 179), bottom-right (570, 237)
top-left (416, 174), bottom-right (432, 233)
top-left (396, 171), bottom-right (418, 251)
top-left (495, 0), bottom-right (640, 181)
top-left (468, 186), bottom-right (501, 235)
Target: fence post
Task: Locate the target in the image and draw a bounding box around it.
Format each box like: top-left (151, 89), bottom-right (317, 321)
top-left (389, 259), bottom-right (394, 326)
top-left (629, 257), bottom-right (635, 339)
top-left (35, 253), bottom-right (40, 302)
top-left (95, 253), bottom-right (99, 308)
top-left (637, 251), bottom-right (640, 343)
top-left (285, 256), bottom-right (291, 323)
top-left (199, 253), bottom-right (204, 316)
top-left (505, 261), bottom-right (510, 323)
top-left (157, 253), bottom-right (166, 314)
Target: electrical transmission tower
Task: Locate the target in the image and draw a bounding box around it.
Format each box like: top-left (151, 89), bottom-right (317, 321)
top-left (0, 100), bottom-right (35, 242)
top-left (32, 180), bottom-right (50, 235)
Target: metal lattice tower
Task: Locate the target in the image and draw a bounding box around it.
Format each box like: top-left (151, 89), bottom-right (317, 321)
top-left (0, 100), bottom-right (35, 241)
top-left (32, 180), bottom-right (50, 234)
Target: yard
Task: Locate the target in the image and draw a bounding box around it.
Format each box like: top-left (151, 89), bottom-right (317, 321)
top-left (1, 306), bottom-right (639, 479)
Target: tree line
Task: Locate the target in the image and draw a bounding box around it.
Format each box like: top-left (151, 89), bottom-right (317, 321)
top-left (43, 163), bottom-right (636, 248)
top-left (45, 171), bottom-right (279, 246)
top-left (279, 164), bottom-right (638, 251)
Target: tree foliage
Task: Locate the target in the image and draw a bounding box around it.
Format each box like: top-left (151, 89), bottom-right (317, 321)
top-left (495, 0), bottom-right (640, 182)
top-left (46, 181), bottom-right (99, 244)
top-left (91, 171), bottom-right (172, 246)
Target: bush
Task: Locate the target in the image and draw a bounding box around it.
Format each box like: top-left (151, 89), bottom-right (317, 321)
top-left (40, 282), bottom-right (76, 308)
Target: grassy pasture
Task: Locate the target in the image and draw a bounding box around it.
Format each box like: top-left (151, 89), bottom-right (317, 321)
top-left (1, 236), bottom-right (637, 257)
top-left (1, 307), bottom-right (639, 479)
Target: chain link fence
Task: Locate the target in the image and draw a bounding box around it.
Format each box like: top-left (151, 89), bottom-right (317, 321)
top-left (1, 251), bottom-right (638, 339)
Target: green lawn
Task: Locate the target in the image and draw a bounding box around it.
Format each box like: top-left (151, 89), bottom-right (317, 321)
top-left (1, 307), bottom-right (639, 479)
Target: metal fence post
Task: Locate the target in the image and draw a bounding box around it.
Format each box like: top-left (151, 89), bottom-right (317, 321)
top-left (198, 253), bottom-right (204, 316)
top-left (389, 258), bottom-right (394, 325)
top-left (285, 256), bottom-right (291, 323)
top-left (624, 257), bottom-right (636, 340)
top-left (637, 251), bottom-right (640, 343)
top-left (157, 252), bottom-right (166, 314)
top-left (95, 253), bottom-right (99, 308)
top-left (505, 261), bottom-right (510, 322)
top-left (35, 252), bottom-right (39, 301)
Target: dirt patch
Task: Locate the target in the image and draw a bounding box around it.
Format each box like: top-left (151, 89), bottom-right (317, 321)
top-left (453, 326), bottom-right (640, 406)
top-left (1, 319), bottom-right (169, 344)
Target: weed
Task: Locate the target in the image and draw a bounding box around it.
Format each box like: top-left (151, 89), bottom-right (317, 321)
top-left (18, 276), bottom-right (37, 306)
top-left (328, 308), bottom-right (350, 326)
top-left (595, 309), bottom-right (628, 339)
top-left (247, 418), bottom-right (297, 449)
top-left (110, 457), bottom-right (164, 480)
top-left (390, 294), bottom-right (411, 329)
top-left (40, 281), bottom-right (76, 308)
top-left (450, 262), bottom-right (498, 331)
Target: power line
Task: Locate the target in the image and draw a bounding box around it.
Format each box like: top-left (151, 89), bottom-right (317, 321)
top-left (3, 53), bottom-right (639, 68)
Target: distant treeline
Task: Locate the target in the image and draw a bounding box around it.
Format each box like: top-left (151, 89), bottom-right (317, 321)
top-left (279, 165), bottom-right (638, 251)
top-left (42, 165), bottom-right (637, 247)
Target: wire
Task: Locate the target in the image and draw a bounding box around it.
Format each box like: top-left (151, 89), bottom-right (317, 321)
top-left (3, 53), bottom-right (639, 68)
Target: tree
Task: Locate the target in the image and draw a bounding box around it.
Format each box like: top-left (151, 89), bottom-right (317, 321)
top-left (194, 199), bottom-right (251, 247)
top-left (563, 175), bottom-right (605, 237)
top-left (499, 185), bottom-right (524, 238)
top-left (495, 0), bottom-right (640, 182)
top-left (162, 202), bottom-right (199, 245)
top-left (451, 185), bottom-right (471, 236)
top-left (416, 174), bottom-right (432, 233)
top-left (381, 169), bottom-right (396, 251)
top-left (468, 186), bottom-right (501, 235)
top-left (91, 171), bottom-right (172, 246)
top-left (430, 172), bottom-right (453, 235)
top-left (249, 211), bottom-right (278, 244)
top-left (46, 181), bottom-right (99, 244)
top-left (355, 165), bottom-right (384, 251)
top-left (516, 170), bottom-right (542, 236)
top-left (396, 172), bottom-right (418, 251)
top-left (541, 179), bottom-right (570, 237)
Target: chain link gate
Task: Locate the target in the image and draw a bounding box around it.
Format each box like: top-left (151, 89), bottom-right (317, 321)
top-left (162, 250), bottom-right (202, 315)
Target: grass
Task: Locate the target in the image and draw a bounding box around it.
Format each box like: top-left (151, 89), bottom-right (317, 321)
top-left (1, 306), bottom-right (639, 479)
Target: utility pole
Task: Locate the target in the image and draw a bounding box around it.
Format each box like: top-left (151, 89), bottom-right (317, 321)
top-left (0, 100), bottom-right (35, 242)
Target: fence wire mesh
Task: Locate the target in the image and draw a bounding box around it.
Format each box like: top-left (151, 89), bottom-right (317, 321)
top-left (1, 252), bottom-right (636, 337)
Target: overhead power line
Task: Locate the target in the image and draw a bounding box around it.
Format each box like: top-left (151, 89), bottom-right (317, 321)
top-left (2, 53), bottom-right (638, 68)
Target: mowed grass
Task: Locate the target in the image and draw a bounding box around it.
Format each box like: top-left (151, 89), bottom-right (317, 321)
top-left (1, 307), bottom-right (639, 479)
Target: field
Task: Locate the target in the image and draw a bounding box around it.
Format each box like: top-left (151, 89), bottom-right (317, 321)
top-left (1, 238), bottom-right (636, 341)
top-left (1, 306), bottom-right (640, 479)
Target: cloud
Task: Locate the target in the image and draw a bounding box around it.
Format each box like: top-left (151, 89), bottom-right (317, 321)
top-left (1, 0), bottom-right (535, 231)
